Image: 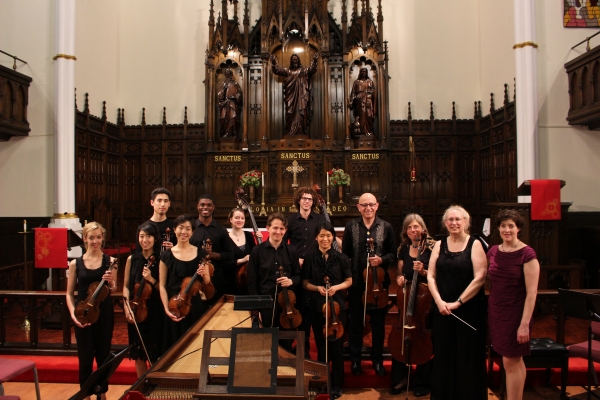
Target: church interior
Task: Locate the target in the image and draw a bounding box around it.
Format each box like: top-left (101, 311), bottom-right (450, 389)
top-left (2, 0), bottom-right (600, 399)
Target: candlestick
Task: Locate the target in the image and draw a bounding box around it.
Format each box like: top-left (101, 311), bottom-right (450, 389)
top-left (260, 186), bottom-right (267, 216)
top-left (326, 183), bottom-right (332, 215)
top-left (262, 172), bottom-right (265, 187)
top-left (23, 219), bottom-right (27, 233)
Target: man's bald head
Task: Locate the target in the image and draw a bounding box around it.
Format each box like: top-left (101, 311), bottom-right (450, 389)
top-left (357, 193), bottom-right (379, 220)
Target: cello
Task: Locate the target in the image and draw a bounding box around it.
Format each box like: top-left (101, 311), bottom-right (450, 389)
top-left (276, 265), bottom-right (302, 329)
top-left (362, 237), bottom-right (388, 325)
top-left (312, 184), bottom-right (340, 252)
top-left (234, 187), bottom-right (263, 293)
top-left (388, 231), bottom-right (434, 368)
top-left (168, 240), bottom-right (215, 318)
top-left (128, 255), bottom-right (156, 324)
top-left (75, 259), bottom-right (118, 325)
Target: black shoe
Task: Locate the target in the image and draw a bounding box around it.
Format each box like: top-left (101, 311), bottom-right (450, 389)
top-left (351, 360), bottom-right (362, 375)
top-left (413, 386), bottom-right (431, 397)
top-left (331, 386), bottom-right (342, 399)
top-left (389, 386), bottom-right (406, 395)
top-left (372, 361), bottom-right (386, 376)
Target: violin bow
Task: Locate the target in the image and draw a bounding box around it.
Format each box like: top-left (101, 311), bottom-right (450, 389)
top-left (324, 276), bottom-right (329, 364)
top-left (123, 298), bottom-right (153, 366)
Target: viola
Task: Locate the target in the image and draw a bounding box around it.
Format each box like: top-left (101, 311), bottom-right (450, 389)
top-left (129, 255), bottom-right (156, 324)
top-left (388, 231), bottom-right (434, 366)
top-left (75, 260), bottom-right (117, 325)
top-left (168, 241), bottom-right (215, 318)
top-left (362, 237), bottom-right (388, 311)
top-left (322, 276), bottom-right (343, 340)
top-left (234, 187), bottom-right (263, 293)
top-left (312, 184), bottom-right (340, 252)
top-left (277, 265), bottom-right (302, 329)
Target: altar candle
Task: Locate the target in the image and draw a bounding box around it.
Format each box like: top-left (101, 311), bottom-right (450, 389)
top-left (262, 172), bottom-right (265, 186)
top-left (23, 219), bottom-right (27, 232)
top-left (327, 173), bottom-right (329, 186)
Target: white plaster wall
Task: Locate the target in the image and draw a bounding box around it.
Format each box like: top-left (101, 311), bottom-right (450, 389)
top-left (0, 1), bottom-right (55, 217)
top-left (537, 0), bottom-right (600, 211)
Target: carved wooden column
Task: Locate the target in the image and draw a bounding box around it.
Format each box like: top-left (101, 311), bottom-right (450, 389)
top-left (343, 61), bottom-right (351, 149)
top-left (323, 55), bottom-right (330, 140)
top-left (243, 61), bottom-right (250, 148)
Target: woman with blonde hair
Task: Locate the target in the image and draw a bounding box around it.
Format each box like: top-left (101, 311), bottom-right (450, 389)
top-left (427, 205), bottom-right (488, 399)
top-left (66, 222), bottom-right (117, 400)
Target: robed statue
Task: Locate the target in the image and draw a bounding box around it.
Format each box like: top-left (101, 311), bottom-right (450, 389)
top-left (217, 69), bottom-right (242, 137)
top-left (348, 67), bottom-right (377, 136)
top-left (270, 52), bottom-right (320, 136)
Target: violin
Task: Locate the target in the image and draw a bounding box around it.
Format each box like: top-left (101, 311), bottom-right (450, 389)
top-left (162, 227), bottom-right (171, 254)
top-left (168, 240), bottom-right (215, 318)
top-left (234, 187), bottom-right (263, 293)
top-left (75, 260), bottom-right (117, 325)
top-left (312, 184), bottom-right (340, 252)
top-left (129, 255), bottom-right (156, 324)
top-left (388, 231), bottom-right (434, 366)
top-left (277, 265), bottom-right (302, 329)
top-left (322, 276), bottom-right (343, 340)
top-left (362, 237), bottom-right (388, 314)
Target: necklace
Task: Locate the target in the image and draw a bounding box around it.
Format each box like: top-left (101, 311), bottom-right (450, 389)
top-left (230, 231), bottom-right (244, 243)
top-left (501, 240), bottom-right (520, 252)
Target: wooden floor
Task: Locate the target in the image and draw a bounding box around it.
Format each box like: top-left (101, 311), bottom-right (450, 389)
top-left (3, 382), bottom-right (597, 399)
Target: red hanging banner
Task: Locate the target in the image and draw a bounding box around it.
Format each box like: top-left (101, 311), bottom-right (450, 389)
top-left (530, 180), bottom-right (561, 220)
top-left (34, 228), bottom-right (69, 269)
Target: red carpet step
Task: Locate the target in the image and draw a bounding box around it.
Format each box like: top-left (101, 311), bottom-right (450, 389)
top-left (2, 354), bottom-right (598, 389)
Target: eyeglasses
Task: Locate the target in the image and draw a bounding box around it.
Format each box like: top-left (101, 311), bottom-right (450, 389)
top-left (358, 203), bottom-right (377, 209)
top-left (446, 218), bottom-right (463, 223)
top-left (300, 197), bottom-right (313, 202)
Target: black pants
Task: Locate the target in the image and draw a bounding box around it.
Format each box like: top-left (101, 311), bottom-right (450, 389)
top-left (297, 288), bottom-right (312, 358)
top-left (259, 303), bottom-right (296, 353)
top-left (74, 300), bottom-right (114, 395)
top-left (347, 286), bottom-right (387, 363)
top-left (312, 310), bottom-right (346, 388)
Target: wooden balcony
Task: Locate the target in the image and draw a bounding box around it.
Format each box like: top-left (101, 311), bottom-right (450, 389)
top-left (565, 44), bottom-right (600, 130)
top-left (0, 64), bottom-right (32, 141)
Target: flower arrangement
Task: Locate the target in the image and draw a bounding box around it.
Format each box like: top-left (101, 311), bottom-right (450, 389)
top-left (239, 170), bottom-right (262, 187)
top-left (328, 168), bottom-right (350, 186)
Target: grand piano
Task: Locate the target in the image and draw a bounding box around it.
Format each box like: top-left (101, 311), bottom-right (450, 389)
top-left (120, 296), bottom-right (330, 399)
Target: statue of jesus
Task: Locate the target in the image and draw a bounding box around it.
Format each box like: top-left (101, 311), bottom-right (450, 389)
top-left (270, 52), bottom-right (320, 136)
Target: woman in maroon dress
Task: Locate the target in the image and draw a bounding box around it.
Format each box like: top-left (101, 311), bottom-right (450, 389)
top-left (488, 209), bottom-right (540, 400)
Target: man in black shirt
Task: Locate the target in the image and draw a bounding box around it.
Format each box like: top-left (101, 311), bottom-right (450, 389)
top-left (135, 188), bottom-right (176, 254)
top-left (247, 212), bottom-right (301, 350)
top-left (189, 194), bottom-right (233, 300)
top-left (342, 192), bottom-right (397, 376)
top-left (283, 187), bottom-right (325, 359)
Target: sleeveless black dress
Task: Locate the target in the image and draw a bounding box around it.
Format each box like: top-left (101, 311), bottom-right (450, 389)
top-left (431, 236), bottom-right (487, 400)
top-left (126, 253), bottom-right (163, 362)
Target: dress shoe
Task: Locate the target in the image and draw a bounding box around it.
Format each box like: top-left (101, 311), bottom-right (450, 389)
top-left (373, 362), bottom-right (387, 376)
top-left (331, 386), bottom-right (343, 399)
top-left (389, 386), bottom-right (406, 395)
top-left (351, 360), bottom-right (362, 375)
top-left (413, 386), bottom-right (431, 397)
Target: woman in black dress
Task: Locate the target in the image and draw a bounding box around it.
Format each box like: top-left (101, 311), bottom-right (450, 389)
top-left (123, 222), bottom-right (164, 377)
top-left (66, 222), bottom-right (117, 400)
top-left (226, 208), bottom-right (261, 295)
top-left (389, 213), bottom-right (434, 397)
top-left (159, 214), bottom-right (214, 352)
top-left (427, 205), bottom-right (488, 400)
top-left (302, 221), bottom-right (352, 399)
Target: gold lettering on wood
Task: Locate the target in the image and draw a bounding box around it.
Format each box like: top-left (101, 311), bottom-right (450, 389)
top-left (214, 155), bottom-right (242, 162)
top-left (280, 152), bottom-right (311, 159)
top-left (351, 153), bottom-right (379, 160)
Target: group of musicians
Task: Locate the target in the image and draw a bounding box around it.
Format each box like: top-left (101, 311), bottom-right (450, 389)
top-left (66, 185), bottom-right (540, 400)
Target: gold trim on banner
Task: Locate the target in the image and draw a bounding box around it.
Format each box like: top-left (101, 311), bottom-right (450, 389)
top-left (513, 41), bottom-right (539, 49)
top-left (52, 213), bottom-right (79, 219)
top-left (53, 54), bottom-right (77, 61)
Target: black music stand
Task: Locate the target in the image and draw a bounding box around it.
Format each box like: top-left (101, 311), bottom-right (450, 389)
top-left (68, 345), bottom-right (131, 400)
top-left (233, 295), bottom-right (273, 330)
top-left (558, 289), bottom-right (600, 400)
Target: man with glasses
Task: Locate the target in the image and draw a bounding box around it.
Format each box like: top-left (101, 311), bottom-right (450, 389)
top-left (342, 193), bottom-right (397, 376)
top-left (190, 194), bottom-right (234, 301)
top-left (283, 187), bottom-right (325, 359)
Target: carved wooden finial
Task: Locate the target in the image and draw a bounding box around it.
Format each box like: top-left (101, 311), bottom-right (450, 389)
top-left (184, 106), bottom-right (188, 124)
top-left (102, 101), bottom-right (107, 120)
top-left (408, 102), bottom-right (412, 120)
top-left (504, 83), bottom-right (509, 106)
top-left (490, 93), bottom-right (495, 113)
top-left (478, 101), bottom-right (482, 117)
top-left (84, 93), bottom-right (89, 113)
top-left (474, 101), bottom-right (478, 119)
top-left (117, 108), bottom-right (121, 125)
top-left (121, 108), bottom-right (125, 125)
top-left (452, 101), bottom-right (456, 120)
top-left (74, 88), bottom-right (78, 110)
top-left (163, 107), bottom-right (167, 125)
top-left (142, 108), bottom-right (146, 126)
top-left (430, 102), bottom-right (434, 120)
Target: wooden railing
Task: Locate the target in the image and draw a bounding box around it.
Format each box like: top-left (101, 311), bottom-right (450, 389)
top-left (0, 290), bottom-right (125, 355)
